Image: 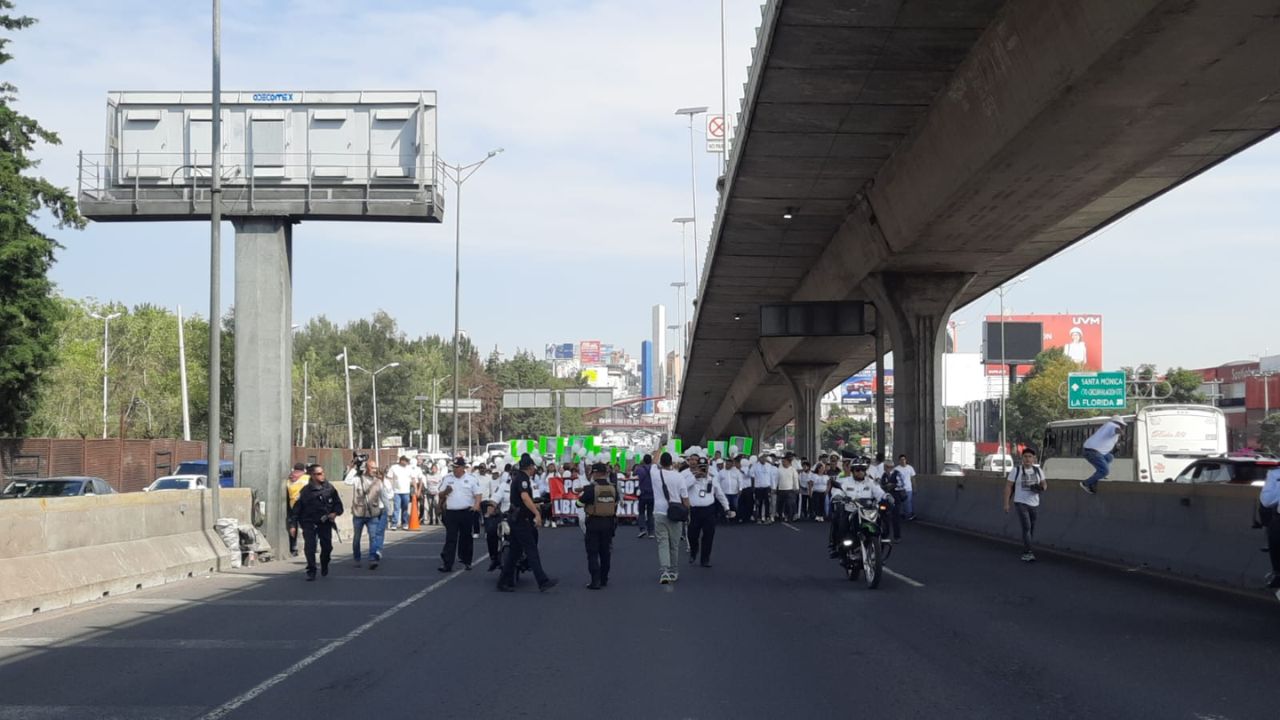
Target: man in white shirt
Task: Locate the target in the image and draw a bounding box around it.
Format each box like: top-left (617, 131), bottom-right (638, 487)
top-left (1003, 448), bottom-right (1046, 562)
top-left (437, 458), bottom-right (482, 572)
top-left (1081, 416), bottom-right (1126, 495)
top-left (776, 454), bottom-right (800, 522)
top-left (481, 468), bottom-right (511, 571)
top-left (828, 464), bottom-right (885, 555)
top-left (751, 454), bottom-right (777, 524)
top-left (686, 458), bottom-right (733, 567)
top-left (1260, 466), bottom-right (1280, 591)
top-left (811, 462), bottom-right (830, 522)
top-left (866, 453), bottom-right (886, 483)
top-left (384, 455), bottom-right (417, 530)
top-left (651, 452), bottom-right (691, 584)
top-left (895, 454), bottom-right (917, 520)
top-left (719, 456), bottom-right (744, 521)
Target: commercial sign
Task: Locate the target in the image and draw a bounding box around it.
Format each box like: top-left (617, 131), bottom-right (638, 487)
top-left (841, 369), bottom-right (894, 404)
top-left (580, 340), bottom-right (602, 365)
top-left (984, 313), bottom-right (1103, 375)
top-left (1067, 371), bottom-right (1127, 410)
top-left (553, 343), bottom-right (575, 360)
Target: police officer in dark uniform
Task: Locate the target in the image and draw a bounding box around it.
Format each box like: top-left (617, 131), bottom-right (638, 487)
top-left (290, 464), bottom-right (344, 581)
top-left (498, 454), bottom-right (558, 592)
top-left (577, 460), bottom-right (618, 590)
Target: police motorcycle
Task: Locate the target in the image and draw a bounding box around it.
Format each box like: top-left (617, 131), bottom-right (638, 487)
top-left (831, 484), bottom-right (891, 589)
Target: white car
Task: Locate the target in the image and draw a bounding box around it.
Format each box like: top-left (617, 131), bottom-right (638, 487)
top-left (144, 474), bottom-right (209, 492)
top-left (941, 462), bottom-right (964, 477)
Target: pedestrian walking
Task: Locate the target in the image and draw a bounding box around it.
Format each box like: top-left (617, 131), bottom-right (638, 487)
top-left (385, 454), bottom-right (416, 530)
top-left (1259, 464), bottom-right (1280, 594)
top-left (811, 461), bottom-right (829, 522)
top-left (635, 454), bottom-right (656, 538)
top-left (424, 463), bottom-right (444, 525)
top-left (345, 457), bottom-right (386, 569)
top-left (895, 454), bottom-right (917, 520)
top-left (482, 466), bottom-right (511, 571)
top-left (687, 458), bottom-right (732, 567)
top-left (776, 454), bottom-right (800, 522)
top-left (578, 461), bottom-right (619, 589)
top-left (751, 454), bottom-right (776, 524)
top-left (719, 456), bottom-right (744, 523)
top-left (1004, 448), bottom-right (1046, 562)
top-left (498, 454), bottom-right (558, 592)
top-left (652, 452), bottom-right (690, 584)
top-left (285, 463), bottom-right (309, 557)
top-left (1081, 416), bottom-right (1126, 494)
top-left (437, 457), bottom-right (482, 572)
top-left (291, 464), bottom-right (344, 581)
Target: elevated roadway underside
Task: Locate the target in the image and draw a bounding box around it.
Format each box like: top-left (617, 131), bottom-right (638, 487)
top-left (677, 0), bottom-right (1280, 450)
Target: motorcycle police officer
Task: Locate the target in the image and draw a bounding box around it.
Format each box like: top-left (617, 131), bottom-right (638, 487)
top-left (577, 459), bottom-right (619, 589)
top-left (827, 462), bottom-right (884, 557)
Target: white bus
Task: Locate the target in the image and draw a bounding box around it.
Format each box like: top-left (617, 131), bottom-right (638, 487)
top-left (1041, 404), bottom-right (1227, 483)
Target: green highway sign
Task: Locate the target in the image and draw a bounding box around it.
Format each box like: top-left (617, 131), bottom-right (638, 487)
top-left (1067, 371), bottom-right (1127, 410)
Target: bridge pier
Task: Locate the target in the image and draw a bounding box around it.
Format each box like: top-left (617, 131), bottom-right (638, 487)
top-left (779, 364), bottom-right (837, 463)
top-left (232, 218), bottom-right (294, 556)
top-left (864, 272), bottom-right (972, 474)
top-left (732, 412), bottom-right (771, 457)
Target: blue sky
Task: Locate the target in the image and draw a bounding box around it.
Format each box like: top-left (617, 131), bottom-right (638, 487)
top-left (11, 0), bottom-right (1280, 371)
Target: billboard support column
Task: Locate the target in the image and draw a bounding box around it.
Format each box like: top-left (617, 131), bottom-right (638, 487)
top-left (874, 308), bottom-right (886, 457)
top-left (865, 272), bottom-right (974, 474)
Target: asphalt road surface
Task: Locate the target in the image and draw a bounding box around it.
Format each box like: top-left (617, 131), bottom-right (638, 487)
top-left (0, 519), bottom-right (1277, 719)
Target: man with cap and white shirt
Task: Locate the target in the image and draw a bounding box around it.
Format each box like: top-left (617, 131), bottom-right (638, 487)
top-left (719, 456), bottom-right (745, 523)
top-left (686, 456), bottom-right (733, 567)
top-left (437, 457), bottom-right (482, 572)
top-left (775, 454), bottom-right (800, 523)
top-left (1081, 416), bottom-right (1127, 495)
top-left (384, 454), bottom-right (417, 530)
top-left (751, 454), bottom-right (778, 524)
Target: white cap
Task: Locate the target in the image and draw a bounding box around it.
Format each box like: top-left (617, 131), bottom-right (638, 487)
top-left (1110, 415), bottom-right (1127, 426)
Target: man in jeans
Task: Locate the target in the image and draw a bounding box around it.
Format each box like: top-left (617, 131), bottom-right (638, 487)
top-left (346, 459), bottom-right (386, 569)
top-left (1081, 416), bottom-right (1126, 495)
top-left (385, 455), bottom-right (416, 530)
top-left (1004, 447), bottom-right (1046, 562)
top-left (635, 454), bottom-right (656, 538)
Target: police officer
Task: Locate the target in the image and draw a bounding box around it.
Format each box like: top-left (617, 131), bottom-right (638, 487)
top-left (482, 465), bottom-right (512, 571)
top-left (437, 457), bottom-right (481, 572)
top-left (687, 457), bottom-right (732, 567)
top-left (290, 464), bottom-right (344, 581)
top-left (578, 460), bottom-right (619, 589)
top-left (498, 454), bottom-right (558, 592)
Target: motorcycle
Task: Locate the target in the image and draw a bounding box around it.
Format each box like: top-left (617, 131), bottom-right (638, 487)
top-left (834, 496), bottom-right (891, 589)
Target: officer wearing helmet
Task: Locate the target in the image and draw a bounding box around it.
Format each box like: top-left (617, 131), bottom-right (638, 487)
top-left (827, 461), bottom-right (885, 556)
top-left (577, 458), bottom-right (619, 590)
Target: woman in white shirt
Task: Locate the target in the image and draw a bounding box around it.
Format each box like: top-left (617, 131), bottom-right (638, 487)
top-left (811, 462), bottom-right (831, 522)
top-left (651, 452), bottom-right (690, 584)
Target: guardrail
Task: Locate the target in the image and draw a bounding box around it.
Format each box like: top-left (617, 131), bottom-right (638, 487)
top-left (915, 474), bottom-right (1271, 595)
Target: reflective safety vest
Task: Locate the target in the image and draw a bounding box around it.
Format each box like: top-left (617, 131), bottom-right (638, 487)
top-left (586, 481), bottom-right (618, 518)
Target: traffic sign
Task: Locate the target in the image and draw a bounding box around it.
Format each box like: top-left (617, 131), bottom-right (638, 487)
top-left (1067, 371), bottom-right (1127, 410)
top-left (706, 114), bottom-right (725, 153)
top-left (437, 398), bottom-right (482, 414)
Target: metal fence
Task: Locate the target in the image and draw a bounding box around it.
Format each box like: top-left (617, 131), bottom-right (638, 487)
top-left (0, 439), bottom-right (403, 494)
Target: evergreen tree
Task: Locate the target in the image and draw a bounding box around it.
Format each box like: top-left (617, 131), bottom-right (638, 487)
top-left (0, 3), bottom-right (86, 433)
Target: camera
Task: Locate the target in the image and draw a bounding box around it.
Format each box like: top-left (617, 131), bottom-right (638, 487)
top-left (353, 453), bottom-right (369, 475)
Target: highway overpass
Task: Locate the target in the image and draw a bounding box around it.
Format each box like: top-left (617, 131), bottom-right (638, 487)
top-left (675, 0), bottom-right (1280, 469)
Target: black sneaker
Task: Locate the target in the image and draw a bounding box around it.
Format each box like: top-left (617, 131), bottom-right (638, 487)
top-left (320, 565), bottom-right (329, 577)
top-left (586, 581), bottom-right (601, 590)
top-left (538, 578), bottom-right (559, 592)
top-left (600, 577), bottom-right (609, 587)
top-left (496, 584), bottom-right (515, 593)
top-left (464, 563), bottom-right (472, 571)
top-left (437, 565), bottom-right (452, 573)
top-left (1079, 481), bottom-right (1096, 495)
top-left (369, 560), bottom-right (379, 570)
top-left (305, 571), bottom-right (316, 581)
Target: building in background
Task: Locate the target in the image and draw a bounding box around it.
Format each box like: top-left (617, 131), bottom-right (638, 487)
top-left (651, 305), bottom-right (666, 398)
top-left (641, 340), bottom-right (655, 413)
top-left (1196, 356), bottom-right (1280, 448)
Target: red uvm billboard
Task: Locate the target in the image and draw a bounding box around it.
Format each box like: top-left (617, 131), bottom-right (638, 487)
top-left (984, 314), bottom-right (1103, 375)
top-left (579, 340), bottom-right (602, 365)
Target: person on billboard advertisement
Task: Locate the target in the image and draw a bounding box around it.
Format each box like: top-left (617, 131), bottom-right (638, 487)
top-left (1065, 327), bottom-right (1088, 365)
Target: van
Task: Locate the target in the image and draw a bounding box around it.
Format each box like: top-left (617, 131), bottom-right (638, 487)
top-left (981, 454), bottom-right (1013, 473)
top-left (175, 460), bottom-right (235, 488)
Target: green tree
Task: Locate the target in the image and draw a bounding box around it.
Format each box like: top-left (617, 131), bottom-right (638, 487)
top-left (1158, 367), bottom-right (1206, 404)
top-left (1259, 413), bottom-right (1280, 454)
top-left (1007, 347), bottom-right (1099, 448)
top-left (0, 3), bottom-right (86, 434)
top-left (821, 416), bottom-right (873, 452)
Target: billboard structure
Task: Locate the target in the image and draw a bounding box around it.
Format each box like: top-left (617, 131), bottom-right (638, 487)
top-left (982, 321), bottom-right (1044, 366)
top-left (983, 314), bottom-right (1103, 375)
top-left (580, 340), bottom-right (602, 365)
top-left (841, 369), bottom-right (894, 404)
top-left (553, 343), bottom-right (575, 360)
top-left (78, 90), bottom-right (442, 222)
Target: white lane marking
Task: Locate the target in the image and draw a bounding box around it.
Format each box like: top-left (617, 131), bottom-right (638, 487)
top-left (884, 568), bottom-right (925, 588)
top-left (197, 554), bottom-right (486, 720)
top-left (781, 522), bottom-right (802, 533)
top-left (0, 637), bottom-right (325, 650)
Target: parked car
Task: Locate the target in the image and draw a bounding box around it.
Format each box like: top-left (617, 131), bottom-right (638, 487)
top-left (0, 476), bottom-right (116, 499)
top-left (941, 462), bottom-right (965, 477)
top-left (1170, 457), bottom-right (1279, 487)
top-left (144, 474), bottom-right (208, 492)
top-left (174, 460), bottom-right (235, 488)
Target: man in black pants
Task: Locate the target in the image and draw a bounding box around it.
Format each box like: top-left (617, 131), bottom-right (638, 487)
top-left (499, 454), bottom-right (558, 592)
top-left (291, 465), bottom-right (344, 581)
top-left (687, 459), bottom-right (732, 567)
top-left (578, 461), bottom-right (618, 589)
top-left (438, 457), bottom-right (481, 572)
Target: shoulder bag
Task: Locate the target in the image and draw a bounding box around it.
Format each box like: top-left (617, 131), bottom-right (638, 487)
top-left (659, 469), bottom-right (689, 522)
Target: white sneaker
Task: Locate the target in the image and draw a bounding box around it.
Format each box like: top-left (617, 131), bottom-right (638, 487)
top-left (659, 573), bottom-right (672, 585)
top-left (472, 532), bottom-right (479, 539)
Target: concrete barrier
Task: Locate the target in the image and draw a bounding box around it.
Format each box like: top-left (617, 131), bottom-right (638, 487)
top-left (0, 489), bottom-right (252, 622)
top-left (915, 474), bottom-right (1272, 594)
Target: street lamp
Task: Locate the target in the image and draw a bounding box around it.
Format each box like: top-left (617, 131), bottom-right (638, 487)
top-left (467, 385), bottom-right (483, 458)
top-left (349, 362), bottom-right (400, 462)
top-left (674, 107), bottom-right (707, 296)
top-left (88, 311), bottom-right (122, 439)
top-left (673, 217), bottom-right (695, 324)
top-left (428, 375), bottom-right (452, 454)
top-left (336, 348), bottom-right (355, 449)
top-left (996, 278), bottom-right (1028, 461)
top-left (438, 148), bottom-right (503, 458)
top-left (666, 323), bottom-right (681, 398)
top-left (670, 282), bottom-right (688, 357)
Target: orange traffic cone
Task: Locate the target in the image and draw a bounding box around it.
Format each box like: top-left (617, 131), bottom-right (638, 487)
top-left (408, 492), bottom-right (422, 531)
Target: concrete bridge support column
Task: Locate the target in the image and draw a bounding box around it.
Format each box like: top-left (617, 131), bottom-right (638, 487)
top-left (232, 218), bottom-right (294, 556)
top-left (779, 364), bottom-right (837, 463)
top-left (864, 273), bottom-right (973, 474)
top-left (733, 412), bottom-right (770, 458)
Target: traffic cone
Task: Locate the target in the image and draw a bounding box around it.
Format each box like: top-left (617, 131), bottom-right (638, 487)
top-left (408, 492), bottom-right (422, 531)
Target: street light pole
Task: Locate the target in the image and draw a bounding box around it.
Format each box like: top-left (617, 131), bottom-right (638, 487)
top-left (669, 282), bottom-right (687, 358)
top-left (89, 311), bottom-right (122, 439)
top-left (673, 217), bottom-right (694, 332)
top-left (438, 149), bottom-right (504, 458)
top-left (996, 278), bottom-right (1027, 461)
top-left (301, 360), bottom-right (309, 447)
top-left (675, 107), bottom-right (707, 296)
top-left (208, 0), bottom-right (223, 521)
top-left (431, 375), bottom-right (451, 454)
top-left (349, 362), bottom-right (401, 463)
top-left (336, 348), bottom-right (354, 449)
top-left (467, 385), bottom-right (482, 458)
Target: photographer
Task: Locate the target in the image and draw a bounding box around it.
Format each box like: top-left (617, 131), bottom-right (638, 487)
top-left (1004, 447), bottom-right (1046, 563)
top-left (344, 454), bottom-right (385, 569)
top-left (291, 464), bottom-right (344, 581)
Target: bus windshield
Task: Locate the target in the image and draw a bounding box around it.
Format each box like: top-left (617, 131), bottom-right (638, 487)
top-left (1144, 408), bottom-right (1224, 455)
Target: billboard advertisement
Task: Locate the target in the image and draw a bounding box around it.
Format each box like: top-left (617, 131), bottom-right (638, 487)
top-left (982, 321), bottom-right (1044, 365)
top-left (983, 314), bottom-right (1103, 375)
top-left (553, 343), bottom-right (575, 360)
top-left (580, 340), bottom-right (602, 365)
top-left (841, 369), bottom-right (894, 404)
